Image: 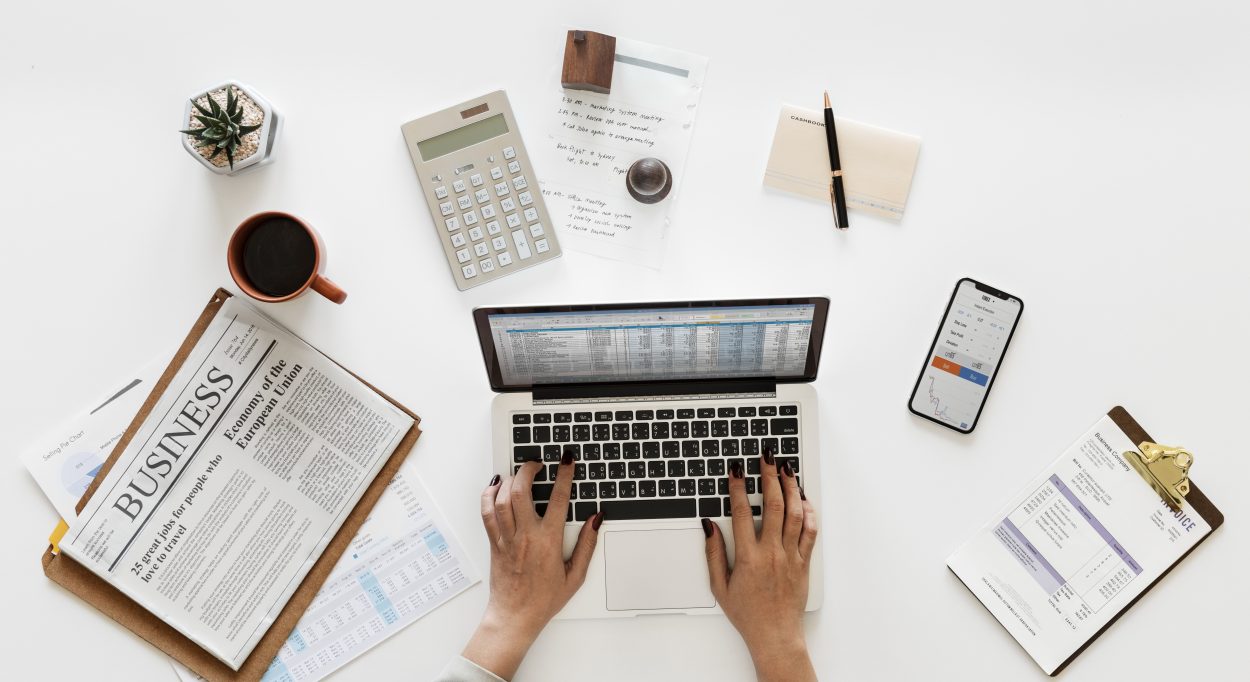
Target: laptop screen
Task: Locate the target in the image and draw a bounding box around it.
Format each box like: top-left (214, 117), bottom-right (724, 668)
top-left (474, 298), bottom-right (829, 391)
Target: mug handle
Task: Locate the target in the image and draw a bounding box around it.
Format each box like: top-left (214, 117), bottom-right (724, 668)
top-left (309, 274), bottom-right (347, 304)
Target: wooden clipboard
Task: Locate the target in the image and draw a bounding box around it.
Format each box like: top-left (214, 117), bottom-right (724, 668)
top-left (41, 288), bottom-right (423, 681)
top-left (950, 406), bottom-right (1224, 676)
top-left (1042, 406), bottom-right (1224, 674)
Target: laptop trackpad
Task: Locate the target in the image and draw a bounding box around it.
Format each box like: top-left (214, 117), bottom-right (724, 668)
top-left (605, 529), bottom-right (715, 611)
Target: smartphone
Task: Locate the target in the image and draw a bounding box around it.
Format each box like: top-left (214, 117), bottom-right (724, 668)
top-left (908, 278), bottom-right (1023, 433)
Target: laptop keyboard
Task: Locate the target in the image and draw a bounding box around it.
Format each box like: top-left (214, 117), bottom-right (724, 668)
top-left (510, 404), bottom-right (802, 522)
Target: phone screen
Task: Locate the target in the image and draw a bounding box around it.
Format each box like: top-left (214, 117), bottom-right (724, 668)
top-left (909, 278), bottom-right (1023, 432)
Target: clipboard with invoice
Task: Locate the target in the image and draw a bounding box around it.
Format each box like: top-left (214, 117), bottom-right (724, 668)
top-left (947, 407), bottom-right (1223, 676)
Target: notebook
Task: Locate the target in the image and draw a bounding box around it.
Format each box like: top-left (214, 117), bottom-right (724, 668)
top-left (764, 104), bottom-right (921, 220)
top-left (947, 406), bottom-right (1223, 675)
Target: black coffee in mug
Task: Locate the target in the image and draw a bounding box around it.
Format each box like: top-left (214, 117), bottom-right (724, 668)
top-left (241, 216), bottom-right (317, 297)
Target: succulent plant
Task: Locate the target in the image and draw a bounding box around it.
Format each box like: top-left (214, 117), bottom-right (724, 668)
top-left (179, 86), bottom-right (260, 169)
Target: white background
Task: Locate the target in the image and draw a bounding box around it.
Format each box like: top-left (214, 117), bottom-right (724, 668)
top-left (3, 1), bottom-right (1247, 680)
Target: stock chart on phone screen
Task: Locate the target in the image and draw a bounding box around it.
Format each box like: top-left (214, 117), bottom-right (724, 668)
top-left (912, 281), bottom-right (1021, 430)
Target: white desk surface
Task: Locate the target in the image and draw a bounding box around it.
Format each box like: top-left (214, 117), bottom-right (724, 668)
top-left (4, 2), bottom-right (1248, 680)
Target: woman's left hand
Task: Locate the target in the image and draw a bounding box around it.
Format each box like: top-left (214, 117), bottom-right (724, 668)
top-left (461, 455), bottom-right (601, 679)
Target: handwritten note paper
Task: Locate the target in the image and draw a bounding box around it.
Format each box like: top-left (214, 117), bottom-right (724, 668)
top-left (536, 37), bottom-right (707, 268)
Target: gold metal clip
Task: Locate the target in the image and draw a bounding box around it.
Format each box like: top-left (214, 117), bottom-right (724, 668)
top-left (1124, 442), bottom-right (1192, 510)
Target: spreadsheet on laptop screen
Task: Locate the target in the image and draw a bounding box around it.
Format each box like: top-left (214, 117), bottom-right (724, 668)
top-left (487, 305), bottom-right (816, 386)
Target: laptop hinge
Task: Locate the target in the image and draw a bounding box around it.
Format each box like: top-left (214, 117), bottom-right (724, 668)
top-left (532, 380), bottom-right (777, 405)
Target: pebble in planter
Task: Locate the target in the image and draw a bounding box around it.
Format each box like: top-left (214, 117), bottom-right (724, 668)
top-left (180, 81), bottom-right (281, 175)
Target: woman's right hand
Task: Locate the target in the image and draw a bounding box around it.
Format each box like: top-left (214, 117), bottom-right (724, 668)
top-left (703, 449), bottom-right (819, 682)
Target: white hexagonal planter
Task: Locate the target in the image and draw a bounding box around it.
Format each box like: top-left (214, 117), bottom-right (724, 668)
top-left (181, 80), bottom-right (281, 175)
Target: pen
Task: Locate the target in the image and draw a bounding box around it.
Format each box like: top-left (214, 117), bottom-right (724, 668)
top-left (823, 91), bottom-right (849, 230)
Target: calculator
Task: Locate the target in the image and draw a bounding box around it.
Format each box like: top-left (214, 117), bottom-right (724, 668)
top-left (401, 91), bottom-right (561, 290)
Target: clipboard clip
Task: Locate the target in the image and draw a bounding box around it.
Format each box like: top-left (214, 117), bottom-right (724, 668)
top-left (1124, 441), bottom-right (1192, 511)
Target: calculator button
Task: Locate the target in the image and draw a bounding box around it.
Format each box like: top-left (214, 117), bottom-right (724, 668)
top-left (470, 173), bottom-right (484, 187)
top-left (456, 248), bottom-right (471, 264)
top-left (506, 213), bottom-right (522, 228)
top-left (492, 236), bottom-right (507, 251)
top-left (457, 196), bottom-right (473, 210)
top-left (512, 175), bottom-right (528, 191)
top-left (468, 226), bottom-right (484, 241)
top-left (453, 179), bottom-right (467, 193)
top-left (497, 252), bottom-right (513, 266)
top-left (479, 257), bottom-right (495, 273)
top-left (463, 210), bottom-right (478, 225)
top-left (512, 231), bottom-right (532, 259)
top-left (434, 186), bottom-right (449, 200)
top-left (518, 191), bottom-right (533, 207)
top-left (450, 232), bottom-right (467, 247)
top-left (535, 238), bottom-right (550, 254)
top-left (523, 207), bottom-right (539, 222)
top-left (491, 166), bottom-right (504, 180)
top-left (481, 204), bottom-right (496, 219)
top-left (503, 146), bottom-right (516, 160)
top-left (501, 197), bottom-right (516, 212)
top-left (439, 201), bottom-right (454, 216)
top-left (507, 160), bottom-right (521, 174)
top-left (494, 182), bottom-right (510, 197)
top-left (474, 242), bottom-right (489, 257)
top-left (529, 222), bottom-right (545, 237)
top-left (473, 189), bottom-right (488, 204)
top-left (486, 220), bottom-right (502, 235)
top-left (461, 263), bottom-right (477, 279)
top-left (445, 216), bottom-right (460, 232)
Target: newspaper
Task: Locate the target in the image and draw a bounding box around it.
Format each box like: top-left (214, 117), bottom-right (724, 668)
top-left (61, 297), bottom-right (414, 670)
top-left (170, 464), bottom-right (478, 682)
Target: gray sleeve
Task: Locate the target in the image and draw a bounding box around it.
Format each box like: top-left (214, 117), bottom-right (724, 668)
top-left (430, 656), bottom-right (508, 682)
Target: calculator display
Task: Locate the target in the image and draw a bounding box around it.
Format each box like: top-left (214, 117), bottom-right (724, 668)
top-left (416, 114), bottom-right (510, 161)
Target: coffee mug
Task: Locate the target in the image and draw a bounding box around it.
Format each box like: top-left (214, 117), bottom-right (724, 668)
top-left (227, 211), bottom-right (347, 304)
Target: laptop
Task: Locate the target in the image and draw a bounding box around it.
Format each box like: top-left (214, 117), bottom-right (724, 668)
top-left (475, 297), bottom-right (828, 618)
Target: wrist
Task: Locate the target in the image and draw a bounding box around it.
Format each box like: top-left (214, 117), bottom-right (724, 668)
top-left (461, 607), bottom-right (544, 680)
top-left (744, 630), bottom-right (813, 682)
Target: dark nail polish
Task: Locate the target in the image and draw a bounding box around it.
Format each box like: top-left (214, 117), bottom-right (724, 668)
top-left (763, 447), bottom-right (775, 466)
top-left (701, 518), bottom-right (714, 538)
top-left (799, 485), bottom-right (807, 501)
top-left (730, 461), bottom-right (744, 479)
top-left (489, 474), bottom-right (501, 486)
top-left (592, 511), bottom-right (605, 530)
top-left (782, 461), bottom-right (794, 478)
top-left (561, 450), bottom-right (574, 466)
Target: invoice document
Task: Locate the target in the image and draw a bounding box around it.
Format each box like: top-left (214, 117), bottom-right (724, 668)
top-left (947, 414), bottom-right (1213, 674)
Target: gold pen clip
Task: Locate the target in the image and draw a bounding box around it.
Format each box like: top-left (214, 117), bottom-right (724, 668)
top-left (1123, 441), bottom-right (1192, 510)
